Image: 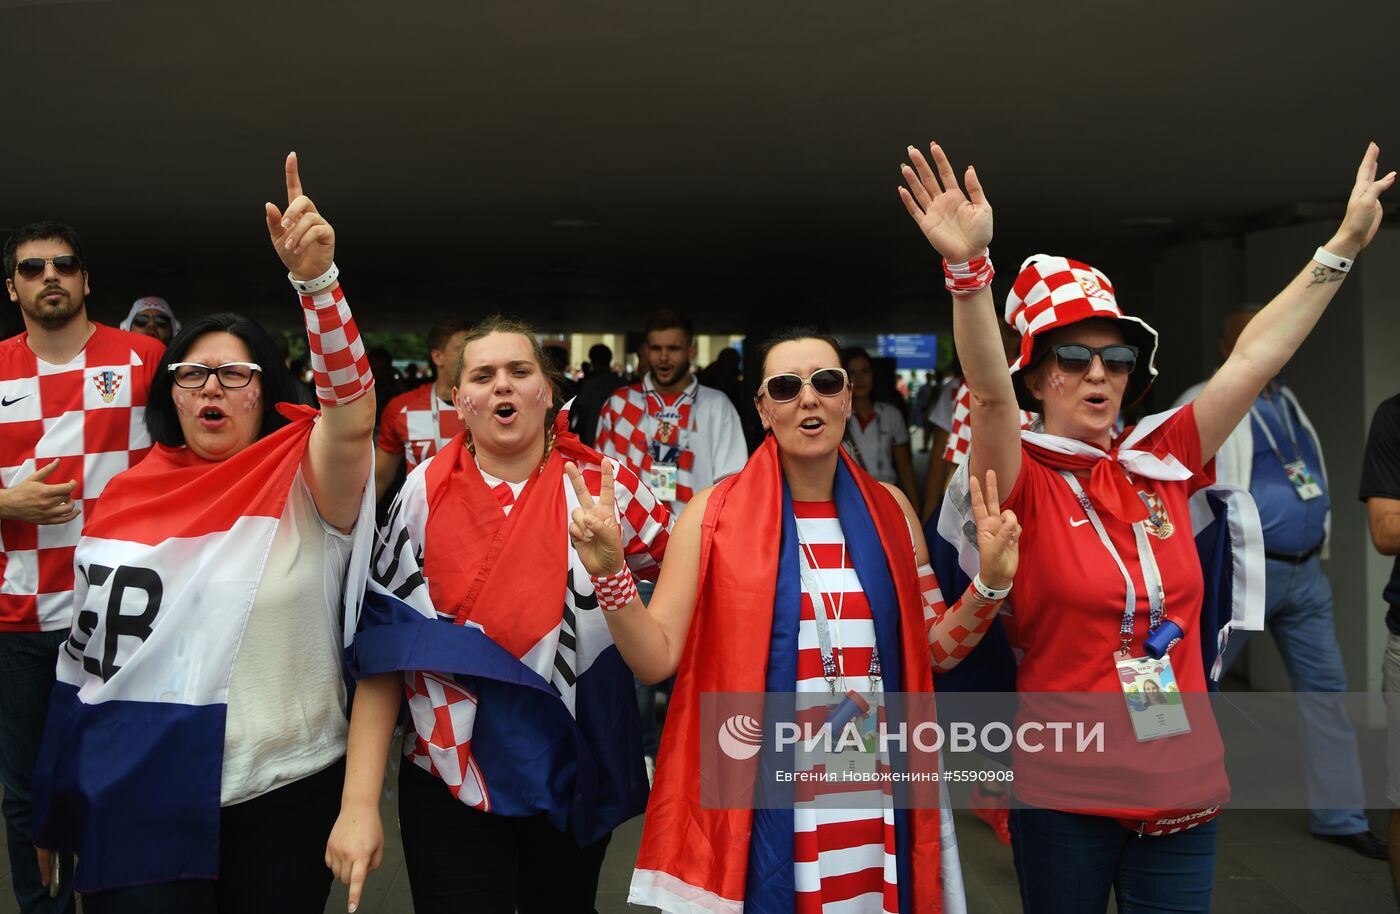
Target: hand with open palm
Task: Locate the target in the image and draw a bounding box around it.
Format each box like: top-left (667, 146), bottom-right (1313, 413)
top-left (897, 142), bottom-right (993, 264)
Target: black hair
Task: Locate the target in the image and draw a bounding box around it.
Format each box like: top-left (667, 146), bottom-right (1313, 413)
top-left (756, 326), bottom-right (844, 377)
top-left (644, 308), bottom-right (695, 344)
top-left (146, 313), bottom-right (300, 447)
top-left (588, 343), bottom-right (613, 367)
top-left (4, 222), bottom-right (86, 278)
top-left (839, 346), bottom-right (873, 370)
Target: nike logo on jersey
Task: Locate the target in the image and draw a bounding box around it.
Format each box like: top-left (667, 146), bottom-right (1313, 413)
top-left (1069, 517), bottom-right (1090, 527)
top-left (1, 395), bottom-right (30, 407)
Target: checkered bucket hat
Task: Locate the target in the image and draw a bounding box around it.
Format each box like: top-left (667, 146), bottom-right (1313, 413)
top-left (1004, 254), bottom-right (1159, 412)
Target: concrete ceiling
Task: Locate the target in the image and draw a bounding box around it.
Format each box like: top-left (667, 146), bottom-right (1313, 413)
top-left (3, 0), bottom-right (1398, 332)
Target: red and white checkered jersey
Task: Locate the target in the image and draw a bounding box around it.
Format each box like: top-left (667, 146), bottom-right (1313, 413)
top-left (791, 500), bottom-right (898, 914)
top-left (0, 325), bottom-right (164, 631)
top-left (400, 452), bottom-right (673, 801)
top-left (377, 384), bottom-right (463, 472)
top-left (942, 380), bottom-right (1036, 466)
top-left (595, 375), bottom-right (747, 516)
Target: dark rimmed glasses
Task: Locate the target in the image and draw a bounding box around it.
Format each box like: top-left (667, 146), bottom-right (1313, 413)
top-left (1046, 344), bottom-right (1139, 375)
top-left (15, 255), bottom-right (82, 280)
top-left (758, 368), bottom-right (849, 402)
top-left (168, 362), bottom-right (262, 389)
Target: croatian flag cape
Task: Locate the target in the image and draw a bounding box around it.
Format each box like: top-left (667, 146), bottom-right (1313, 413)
top-left (350, 409), bottom-right (650, 846)
top-left (631, 437), bottom-right (962, 914)
top-left (31, 404), bottom-right (374, 892)
top-left (929, 407), bottom-right (1265, 697)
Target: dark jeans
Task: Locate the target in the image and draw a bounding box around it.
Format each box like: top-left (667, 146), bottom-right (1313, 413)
top-left (81, 757), bottom-right (344, 914)
top-left (1010, 806), bottom-right (1217, 914)
top-left (0, 629), bottom-right (76, 914)
top-left (398, 760), bottom-right (611, 914)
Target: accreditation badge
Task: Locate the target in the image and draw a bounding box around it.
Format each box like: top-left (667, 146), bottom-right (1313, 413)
top-left (1283, 459), bottom-right (1323, 500)
top-left (1115, 654), bottom-right (1191, 742)
top-left (646, 463), bottom-right (679, 502)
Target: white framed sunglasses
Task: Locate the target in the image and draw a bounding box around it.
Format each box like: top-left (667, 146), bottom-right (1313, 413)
top-left (757, 368), bottom-right (849, 402)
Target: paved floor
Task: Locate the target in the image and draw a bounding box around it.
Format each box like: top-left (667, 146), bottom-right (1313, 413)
top-left (0, 794), bottom-right (1392, 913)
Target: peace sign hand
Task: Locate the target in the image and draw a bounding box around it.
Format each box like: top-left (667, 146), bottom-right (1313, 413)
top-left (969, 469), bottom-right (1020, 591)
top-left (565, 460), bottom-right (625, 577)
top-left (898, 142), bottom-right (993, 264)
top-left (264, 152), bottom-right (336, 280)
top-left (1332, 142), bottom-right (1396, 256)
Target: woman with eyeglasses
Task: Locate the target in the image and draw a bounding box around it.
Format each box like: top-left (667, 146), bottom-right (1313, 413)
top-left (561, 327), bottom-right (1020, 913)
top-left (31, 153), bottom-right (377, 914)
top-left (898, 140), bottom-right (1392, 913)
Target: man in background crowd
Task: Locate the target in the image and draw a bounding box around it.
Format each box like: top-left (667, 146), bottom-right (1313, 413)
top-left (1, 223), bottom-right (165, 914)
top-left (571, 342), bottom-right (622, 447)
top-left (374, 318), bottom-right (470, 500)
top-left (118, 295), bottom-right (179, 345)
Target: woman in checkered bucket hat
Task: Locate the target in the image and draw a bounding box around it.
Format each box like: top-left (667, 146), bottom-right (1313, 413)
top-left (899, 140), bottom-right (1393, 912)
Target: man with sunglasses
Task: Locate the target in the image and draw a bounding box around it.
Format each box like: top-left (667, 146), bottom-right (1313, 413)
top-left (1174, 306), bottom-right (1385, 860)
top-left (118, 296), bottom-right (180, 345)
top-left (0, 222), bottom-right (164, 914)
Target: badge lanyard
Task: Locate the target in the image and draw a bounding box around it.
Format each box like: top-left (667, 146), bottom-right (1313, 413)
top-left (794, 525), bottom-right (882, 694)
top-left (1059, 471), bottom-right (1166, 655)
top-left (1249, 393), bottom-right (1303, 464)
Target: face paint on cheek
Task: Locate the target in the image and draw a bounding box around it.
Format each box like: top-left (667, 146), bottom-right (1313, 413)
top-left (1049, 372), bottom-right (1067, 393)
top-left (227, 388), bottom-right (261, 416)
top-left (463, 396), bottom-right (480, 416)
top-left (535, 384), bottom-right (549, 408)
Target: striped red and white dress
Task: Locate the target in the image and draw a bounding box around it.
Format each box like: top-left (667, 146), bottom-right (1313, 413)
top-left (792, 500), bottom-right (898, 914)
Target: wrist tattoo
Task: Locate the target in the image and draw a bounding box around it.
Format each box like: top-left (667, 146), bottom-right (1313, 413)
top-left (1307, 265), bottom-right (1345, 288)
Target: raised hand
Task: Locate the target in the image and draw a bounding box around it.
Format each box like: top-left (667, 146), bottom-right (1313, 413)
top-left (1331, 142), bottom-right (1395, 256)
top-left (969, 469), bottom-right (1019, 590)
top-left (897, 142), bottom-right (993, 264)
top-left (264, 152), bottom-right (336, 280)
top-left (565, 460), bottom-right (625, 577)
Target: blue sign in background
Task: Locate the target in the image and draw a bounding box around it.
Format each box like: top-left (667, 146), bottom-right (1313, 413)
top-left (876, 334), bottom-right (939, 369)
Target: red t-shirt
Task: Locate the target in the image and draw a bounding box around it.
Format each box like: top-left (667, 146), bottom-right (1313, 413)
top-left (0, 325), bottom-right (164, 631)
top-left (376, 385), bottom-right (463, 471)
top-left (1001, 404), bottom-right (1228, 819)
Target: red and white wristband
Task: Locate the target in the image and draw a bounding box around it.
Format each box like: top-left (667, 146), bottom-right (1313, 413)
top-left (943, 249), bottom-right (995, 296)
top-left (591, 565), bottom-right (638, 612)
top-left (295, 267), bottom-right (373, 407)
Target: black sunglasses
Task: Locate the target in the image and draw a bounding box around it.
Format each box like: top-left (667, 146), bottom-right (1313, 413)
top-left (15, 255), bottom-right (82, 280)
top-left (131, 313), bottom-right (172, 328)
top-left (758, 368), bottom-right (849, 402)
top-left (1047, 343), bottom-right (1139, 375)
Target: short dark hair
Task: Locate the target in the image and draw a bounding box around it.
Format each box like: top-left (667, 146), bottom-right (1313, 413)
top-left (644, 308), bottom-right (694, 344)
top-left (426, 318), bottom-right (472, 357)
top-left (4, 222), bottom-right (86, 279)
top-left (146, 313), bottom-right (300, 447)
top-left (757, 326), bottom-right (844, 377)
top-left (588, 343), bottom-right (612, 367)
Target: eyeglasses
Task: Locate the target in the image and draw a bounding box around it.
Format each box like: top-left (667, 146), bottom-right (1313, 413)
top-left (1046, 344), bottom-right (1139, 375)
top-left (758, 368), bottom-right (849, 402)
top-left (15, 255), bottom-right (82, 280)
top-left (131, 313), bottom-right (172, 328)
top-left (168, 362), bottom-right (262, 389)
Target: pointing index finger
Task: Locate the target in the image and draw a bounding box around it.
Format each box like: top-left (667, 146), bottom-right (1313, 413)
top-left (285, 151), bottom-right (303, 205)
